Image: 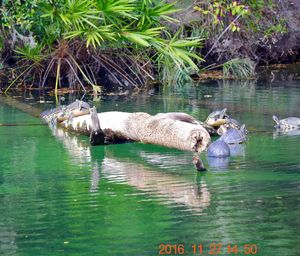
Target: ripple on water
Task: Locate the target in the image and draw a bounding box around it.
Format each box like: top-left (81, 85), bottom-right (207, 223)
top-left (1, 78), bottom-right (300, 255)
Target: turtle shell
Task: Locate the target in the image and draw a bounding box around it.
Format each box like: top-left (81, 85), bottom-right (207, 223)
top-left (207, 139), bottom-right (230, 157)
top-left (227, 118), bottom-right (242, 128)
top-left (279, 117), bottom-right (300, 128)
top-left (217, 118), bottom-right (242, 135)
top-left (66, 99), bottom-right (90, 111)
top-left (220, 126), bottom-right (247, 144)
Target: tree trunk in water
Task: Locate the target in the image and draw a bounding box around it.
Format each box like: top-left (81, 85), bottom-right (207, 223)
top-left (60, 111), bottom-right (211, 152)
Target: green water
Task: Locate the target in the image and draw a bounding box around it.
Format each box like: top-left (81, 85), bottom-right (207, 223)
top-left (0, 80), bottom-right (300, 256)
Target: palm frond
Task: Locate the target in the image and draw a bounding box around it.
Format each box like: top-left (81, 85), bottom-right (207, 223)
top-left (14, 44), bottom-right (44, 63)
top-left (137, 1), bottom-right (179, 28)
top-left (153, 37), bottom-right (203, 72)
top-left (121, 27), bottom-right (164, 47)
top-left (60, 0), bottom-right (102, 30)
top-left (65, 26), bottom-right (116, 47)
top-left (95, 0), bottom-right (137, 21)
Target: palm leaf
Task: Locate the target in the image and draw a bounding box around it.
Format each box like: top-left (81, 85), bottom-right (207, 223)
top-left (14, 44), bottom-right (43, 63)
top-left (121, 31), bottom-right (151, 46)
top-left (95, 0), bottom-right (136, 20)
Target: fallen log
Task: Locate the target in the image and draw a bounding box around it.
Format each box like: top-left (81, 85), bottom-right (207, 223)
top-left (58, 108), bottom-right (211, 153)
top-left (0, 95), bottom-right (210, 170)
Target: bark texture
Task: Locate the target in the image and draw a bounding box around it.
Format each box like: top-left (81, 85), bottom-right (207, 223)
top-left (60, 111), bottom-right (211, 152)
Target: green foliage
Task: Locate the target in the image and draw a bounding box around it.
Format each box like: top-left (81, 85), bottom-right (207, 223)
top-left (137, 0), bottom-right (179, 29)
top-left (223, 58), bottom-right (255, 79)
top-left (193, 0), bottom-right (287, 38)
top-left (14, 44), bottom-right (43, 63)
top-left (153, 28), bottom-right (204, 85)
top-left (194, 1), bottom-right (249, 33)
top-left (0, 0), bottom-right (203, 90)
top-left (0, 33), bottom-right (4, 51)
top-left (264, 18), bottom-right (287, 38)
top-left (0, 0), bottom-right (39, 30)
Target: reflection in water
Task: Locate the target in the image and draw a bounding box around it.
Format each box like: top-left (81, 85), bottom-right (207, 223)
top-left (90, 162), bottom-right (100, 193)
top-left (228, 143), bottom-right (246, 156)
top-left (207, 156), bottom-right (230, 171)
top-left (1, 75), bottom-right (300, 255)
top-left (206, 144), bottom-right (245, 171)
top-left (139, 151), bottom-right (194, 169)
top-left (48, 125), bottom-right (211, 214)
top-left (102, 158), bottom-right (210, 214)
top-left (50, 125), bottom-right (92, 163)
top-left (0, 225), bottom-right (17, 255)
top-left (273, 128), bottom-right (300, 138)
top-left (49, 126), bottom-right (102, 194)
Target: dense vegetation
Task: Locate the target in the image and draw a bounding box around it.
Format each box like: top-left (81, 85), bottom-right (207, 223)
top-left (0, 0), bottom-right (299, 93)
top-left (188, 0), bottom-right (299, 64)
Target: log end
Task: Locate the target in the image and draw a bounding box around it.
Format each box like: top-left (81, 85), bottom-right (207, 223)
top-left (89, 106), bottom-right (105, 146)
top-left (90, 130), bottom-right (105, 146)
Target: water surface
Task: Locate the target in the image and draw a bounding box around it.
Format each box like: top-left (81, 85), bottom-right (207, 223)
top-left (0, 79), bottom-right (299, 255)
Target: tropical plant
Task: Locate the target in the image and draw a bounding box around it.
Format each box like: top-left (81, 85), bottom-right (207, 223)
top-left (3, 44), bottom-right (45, 93)
top-left (0, 0), bottom-right (204, 94)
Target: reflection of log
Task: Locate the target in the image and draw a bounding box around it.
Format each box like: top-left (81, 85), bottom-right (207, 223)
top-left (61, 111), bottom-right (211, 152)
top-left (102, 157), bottom-right (210, 213)
top-left (0, 94), bottom-right (41, 118)
top-left (49, 125), bottom-right (211, 213)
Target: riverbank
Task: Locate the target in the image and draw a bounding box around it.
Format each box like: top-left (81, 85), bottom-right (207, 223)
top-left (0, 1), bottom-right (299, 94)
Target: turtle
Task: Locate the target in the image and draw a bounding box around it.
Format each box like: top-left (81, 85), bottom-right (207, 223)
top-left (157, 112), bottom-right (217, 135)
top-left (40, 106), bottom-right (64, 124)
top-left (217, 118), bottom-right (247, 135)
top-left (41, 100), bottom-right (90, 124)
top-left (66, 99), bottom-right (90, 112)
top-left (205, 108), bottom-right (229, 127)
top-left (272, 115), bottom-right (300, 129)
top-left (57, 100), bottom-right (91, 122)
top-left (219, 124), bottom-right (247, 144)
top-left (157, 112), bottom-right (200, 125)
top-left (207, 139), bottom-right (230, 157)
